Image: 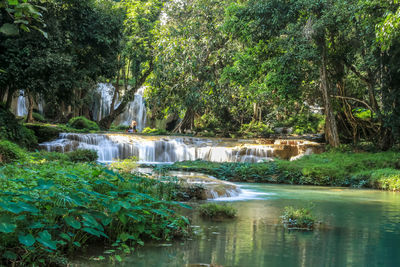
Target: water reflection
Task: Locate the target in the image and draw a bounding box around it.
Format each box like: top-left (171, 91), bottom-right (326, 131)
top-left (75, 184), bottom-right (400, 267)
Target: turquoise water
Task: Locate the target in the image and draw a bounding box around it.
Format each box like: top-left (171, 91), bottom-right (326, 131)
top-left (80, 184), bottom-right (400, 267)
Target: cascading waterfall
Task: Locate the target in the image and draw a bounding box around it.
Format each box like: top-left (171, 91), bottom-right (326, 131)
top-left (92, 83), bottom-right (147, 131)
top-left (40, 133), bottom-right (321, 163)
top-left (17, 90), bottom-right (28, 117)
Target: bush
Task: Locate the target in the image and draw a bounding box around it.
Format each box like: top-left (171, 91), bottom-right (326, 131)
top-left (239, 121), bottom-right (273, 138)
top-left (198, 203), bottom-right (237, 219)
top-left (32, 112), bottom-right (46, 123)
top-left (111, 124), bottom-right (130, 131)
top-left (25, 124), bottom-right (62, 143)
top-left (142, 127), bottom-right (167, 135)
top-left (0, 104), bottom-right (38, 149)
top-left (31, 151), bottom-right (70, 162)
top-left (67, 149), bottom-right (98, 162)
top-left (369, 168), bottom-right (400, 191)
top-left (0, 140), bottom-right (27, 164)
top-left (67, 116), bottom-right (100, 131)
top-left (110, 156), bottom-right (138, 172)
top-left (281, 206), bottom-right (315, 230)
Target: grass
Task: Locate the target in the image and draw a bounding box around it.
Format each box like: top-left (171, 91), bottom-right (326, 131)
top-left (198, 203), bottom-right (237, 219)
top-left (151, 151), bottom-right (400, 191)
top-left (281, 206), bottom-right (315, 230)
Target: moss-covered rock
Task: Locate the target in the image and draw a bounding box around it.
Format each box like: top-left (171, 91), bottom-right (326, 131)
top-left (67, 116), bottom-right (100, 131)
top-left (25, 124), bottom-right (62, 143)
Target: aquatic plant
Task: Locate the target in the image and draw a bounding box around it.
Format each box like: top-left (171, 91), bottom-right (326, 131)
top-left (198, 203), bottom-right (237, 219)
top-left (281, 206), bottom-right (315, 230)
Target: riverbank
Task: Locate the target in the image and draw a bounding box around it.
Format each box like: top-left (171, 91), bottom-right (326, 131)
top-left (150, 151), bottom-right (400, 191)
top-left (0, 157), bottom-right (190, 266)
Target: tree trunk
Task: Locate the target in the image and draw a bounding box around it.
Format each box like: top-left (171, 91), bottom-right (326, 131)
top-left (173, 108), bottom-right (195, 133)
top-left (5, 87), bottom-right (15, 110)
top-left (319, 36), bottom-right (340, 147)
top-left (25, 89), bottom-right (34, 123)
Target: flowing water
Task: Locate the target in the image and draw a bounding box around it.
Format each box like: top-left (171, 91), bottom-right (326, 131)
top-left (75, 183), bottom-right (400, 267)
top-left (17, 90), bottom-right (27, 117)
top-left (92, 83), bottom-right (147, 131)
top-left (40, 134), bottom-right (322, 163)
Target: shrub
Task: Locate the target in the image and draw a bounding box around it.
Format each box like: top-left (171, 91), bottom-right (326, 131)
top-left (25, 124), bottom-right (62, 143)
top-left (369, 168), bottom-right (400, 191)
top-left (67, 116), bottom-right (100, 131)
top-left (111, 124), bottom-right (130, 131)
top-left (239, 121), bottom-right (273, 138)
top-left (31, 151), bottom-right (70, 162)
top-left (110, 157), bottom-right (138, 172)
top-left (198, 203), bottom-right (237, 219)
top-left (0, 140), bottom-right (27, 164)
top-left (281, 206), bottom-right (315, 230)
top-left (67, 149), bottom-right (98, 162)
top-left (142, 127), bottom-right (167, 135)
top-left (32, 112), bottom-right (46, 123)
top-left (0, 104), bottom-right (38, 149)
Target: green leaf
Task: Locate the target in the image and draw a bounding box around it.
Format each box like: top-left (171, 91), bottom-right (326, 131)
top-left (8, 0), bottom-right (18, 6)
top-left (37, 231), bottom-right (57, 250)
top-left (73, 241), bottom-right (81, 247)
top-left (0, 23), bottom-right (19, 36)
top-left (29, 222), bottom-right (44, 229)
top-left (115, 255), bottom-right (122, 262)
top-left (0, 216), bottom-right (16, 233)
top-left (82, 227), bottom-right (108, 238)
top-left (59, 233), bottom-right (71, 241)
top-left (2, 251), bottom-right (17, 260)
top-left (18, 233), bottom-right (36, 247)
top-left (65, 216), bottom-right (81, 229)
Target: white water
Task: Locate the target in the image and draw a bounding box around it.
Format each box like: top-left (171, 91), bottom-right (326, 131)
top-left (17, 90), bottom-right (27, 117)
top-left (92, 83), bottom-right (147, 131)
top-left (40, 133), bottom-right (320, 164)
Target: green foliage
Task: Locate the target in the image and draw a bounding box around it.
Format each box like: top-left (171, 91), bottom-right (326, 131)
top-left (198, 203), bottom-right (237, 219)
top-left (32, 112), bottom-right (46, 123)
top-left (66, 149), bottom-right (98, 163)
top-left (0, 161), bottom-right (190, 265)
top-left (0, 105), bottom-right (37, 149)
top-left (67, 117), bottom-right (100, 131)
top-left (142, 127), bottom-right (167, 135)
top-left (281, 206), bottom-right (315, 230)
top-left (24, 123), bottom-right (61, 143)
top-left (164, 151), bottom-right (400, 190)
top-left (31, 151), bottom-right (70, 162)
top-left (0, 140), bottom-right (26, 164)
top-left (110, 157), bottom-right (138, 173)
top-left (110, 124), bottom-right (130, 132)
top-left (239, 121), bottom-right (273, 138)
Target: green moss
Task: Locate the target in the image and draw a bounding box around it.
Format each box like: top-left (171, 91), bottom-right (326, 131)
top-left (198, 203), bottom-right (237, 219)
top-left (0, 140), bottom-right (27, 164)
top-left (67, 116), bottom-right (100, 131)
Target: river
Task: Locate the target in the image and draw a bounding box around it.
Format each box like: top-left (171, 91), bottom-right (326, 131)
top-left (74, 183), bottom-right (400, 267)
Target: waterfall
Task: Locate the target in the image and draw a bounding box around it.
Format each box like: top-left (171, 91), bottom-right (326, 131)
top-left (40, 133), bottom-right (322, 163)
top-left (17, 90), bottom-right (28, 117)
top-left (92, 83), bottom-right (147, 131)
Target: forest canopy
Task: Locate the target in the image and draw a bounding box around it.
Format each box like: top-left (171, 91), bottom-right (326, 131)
top-left (1, 0), bottom-right (400, 149)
